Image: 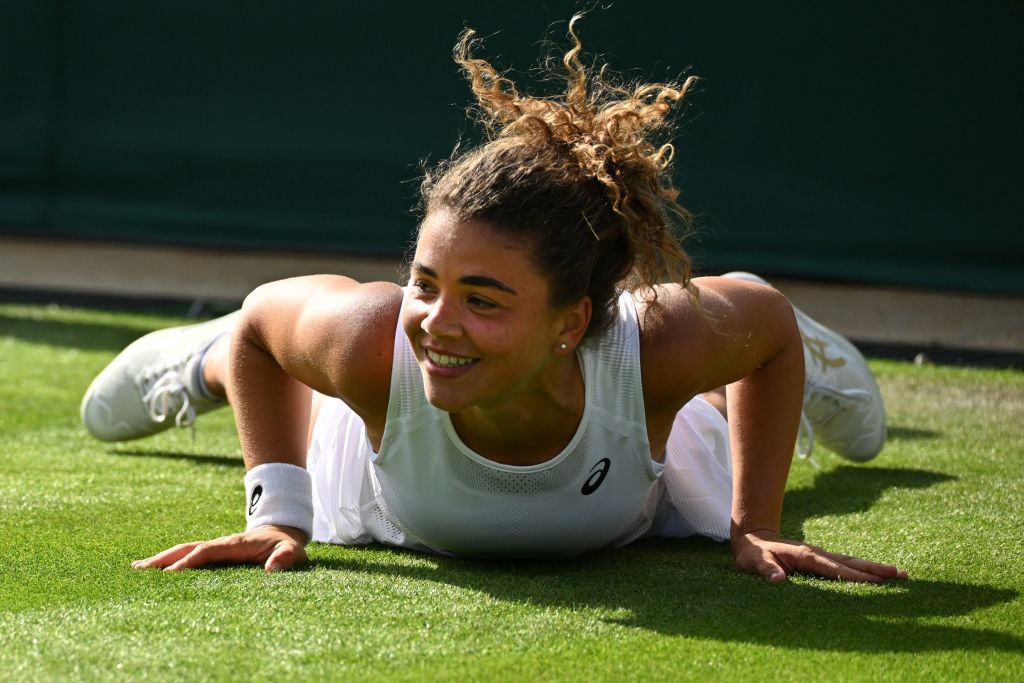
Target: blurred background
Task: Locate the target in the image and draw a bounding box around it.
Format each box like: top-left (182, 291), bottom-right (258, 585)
top-left (1, 1), bottom-right (1021, 360)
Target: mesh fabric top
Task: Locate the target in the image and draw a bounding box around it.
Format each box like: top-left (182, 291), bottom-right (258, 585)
top-left (368, 291), bottom-right (663, 558)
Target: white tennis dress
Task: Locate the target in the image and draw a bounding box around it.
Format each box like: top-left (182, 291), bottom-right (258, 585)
top-left (306, 291), bottom-right (734, 557)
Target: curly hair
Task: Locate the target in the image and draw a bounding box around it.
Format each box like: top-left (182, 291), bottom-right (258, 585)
top-left (419, 13), bottom-right (699, 339)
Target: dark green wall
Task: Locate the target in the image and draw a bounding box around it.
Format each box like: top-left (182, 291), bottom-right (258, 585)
top-left (2, 1), bottom-right (1021, 294)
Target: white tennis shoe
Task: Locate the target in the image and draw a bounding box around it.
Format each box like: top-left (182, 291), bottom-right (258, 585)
top-left (722, 272), bottom-right (887, 462)
top-left (81, 312), bottom-right (240, 442)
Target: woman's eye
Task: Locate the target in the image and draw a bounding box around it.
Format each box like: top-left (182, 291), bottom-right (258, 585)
top-left (413, 280), bottom-right (434, 294)
top-left (468, 296), bottom-right (496, 310)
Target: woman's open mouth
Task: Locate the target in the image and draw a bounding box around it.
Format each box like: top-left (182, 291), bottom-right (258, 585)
top-left (425, 348), bottom-right (480, 370)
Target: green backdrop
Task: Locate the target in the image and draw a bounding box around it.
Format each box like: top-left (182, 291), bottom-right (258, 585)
top-left (2, 1), bottom-right (1021, 294)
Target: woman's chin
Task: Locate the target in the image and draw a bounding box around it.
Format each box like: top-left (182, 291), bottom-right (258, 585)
top-left (421, 378), bottom-right (472, 413)
top-left (424, 390), bottom-right (470, 413)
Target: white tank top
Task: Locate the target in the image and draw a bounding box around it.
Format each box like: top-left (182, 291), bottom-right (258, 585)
top-left (366, 291), bottom-right (663, 558)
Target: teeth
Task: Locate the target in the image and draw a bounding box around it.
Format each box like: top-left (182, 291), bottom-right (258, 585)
top-left (426, 349), bottom-right (477, 368)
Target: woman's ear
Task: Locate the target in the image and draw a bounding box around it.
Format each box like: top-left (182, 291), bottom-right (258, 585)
top-left (555, 296), bottom-right (592, 352)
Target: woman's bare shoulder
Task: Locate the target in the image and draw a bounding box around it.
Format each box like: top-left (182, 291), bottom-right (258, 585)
top-left (633, 279), bottom-right (745, 413)
top-left (634, 277), bottom-right (796, 414)
top-left (302, 278), bottom-right (404, 415)
top-left (245, 276), bottom-right (404, 418)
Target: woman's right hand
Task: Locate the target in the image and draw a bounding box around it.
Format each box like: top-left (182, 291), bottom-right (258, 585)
top-left (131, 525), bottom-right (308, 572)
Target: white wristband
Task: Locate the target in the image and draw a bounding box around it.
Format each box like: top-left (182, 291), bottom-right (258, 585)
top-left (244, 463), bottom-right (314, 541)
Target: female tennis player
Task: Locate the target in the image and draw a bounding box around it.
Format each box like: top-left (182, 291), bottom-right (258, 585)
top-left (82, 16), bottom-right (905, 583)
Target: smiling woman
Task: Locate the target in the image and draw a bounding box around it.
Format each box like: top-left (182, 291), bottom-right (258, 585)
top-left (404, 213), bottom-right (582, 422)
top-left (82, 13), bottom-right (902, 581)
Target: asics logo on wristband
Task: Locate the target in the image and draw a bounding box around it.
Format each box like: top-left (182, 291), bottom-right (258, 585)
top-left (248, 485), bottom-right (263, 516)
top-left (581, 458), bottom-right (610, 495)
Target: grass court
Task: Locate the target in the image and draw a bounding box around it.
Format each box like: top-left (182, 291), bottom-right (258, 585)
top-left (1, 302), bottom-right (1022, 681)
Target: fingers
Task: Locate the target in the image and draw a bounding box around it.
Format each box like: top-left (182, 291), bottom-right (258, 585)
top-left (802, 548), bottom-right (909, 583)
top-left (264, 541), bottom-right (308, 573)
top-left (763, 563), bottom-right (788, 584)
top-left (132, 542), bottom-right (203, 569)
top-left (741, 551), bottom-right (789, 583)
top-left (130, 534), bottom-right (263, 571)
top-left (802, 551), bottom-right (883, 583)
top-left (822, 551), bottom-right (909, 581)
top-left (734, 533), bottom-right (909, 585)
top-left (733, 541), bottom-right (790, 583)
top-left (131, 527), bottom-right (308, 572)
top-left (164, 536), bottom-right (250, 571)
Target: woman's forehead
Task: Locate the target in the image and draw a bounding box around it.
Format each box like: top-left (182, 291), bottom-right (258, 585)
top-left (414, 212), bottom-right (548, 291)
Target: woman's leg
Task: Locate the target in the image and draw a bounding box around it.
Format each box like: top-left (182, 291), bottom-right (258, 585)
top-left (200, 334), bottom-right (231, 398)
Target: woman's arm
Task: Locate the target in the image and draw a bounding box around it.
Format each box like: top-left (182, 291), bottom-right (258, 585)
top-left (228, 276), bottom-right (400, 469)
top-left (133, 275), bottom-right (402, 572)
top-left (641, 278), bottom-right (906, 582)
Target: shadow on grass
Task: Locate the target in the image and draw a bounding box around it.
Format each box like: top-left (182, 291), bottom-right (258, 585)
top-left (302, 464), bottom-right (1019, 653)
top-left (113, 448), bottom-right (243, 468)
top-left (309, 541), bottom-right (1020, 654)
top-left (887, 425), bottom-right (942, 441)
top-left (780, 466), bottom-right (955, 539)
top-left (0, 314), bottom-right (156, 353)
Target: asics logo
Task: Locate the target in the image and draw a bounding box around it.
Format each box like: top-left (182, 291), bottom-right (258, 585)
top-left (581, 458), bottom-right (610, 495)
top-left (802, 332), bottom-right (846, 370)
top-left (248, 485), bottom-right (263, 516)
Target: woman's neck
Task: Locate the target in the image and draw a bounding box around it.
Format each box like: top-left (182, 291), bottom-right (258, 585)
top-left (449, 353), bottom-right (585, 466)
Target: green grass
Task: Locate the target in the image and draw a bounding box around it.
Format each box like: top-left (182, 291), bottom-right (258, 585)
top-left (1, 302), bottom-right (1022, 681)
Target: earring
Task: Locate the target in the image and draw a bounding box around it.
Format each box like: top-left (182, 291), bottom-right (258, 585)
top-left (560, 343), bottom-right (568, 350)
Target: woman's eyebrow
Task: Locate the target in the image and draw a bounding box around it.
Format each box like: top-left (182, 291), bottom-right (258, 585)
top-left (412, 261), bottom-right (518, 295)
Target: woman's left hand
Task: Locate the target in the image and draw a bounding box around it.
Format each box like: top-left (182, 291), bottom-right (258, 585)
top-left (732, 529), bottom-right (909, 583)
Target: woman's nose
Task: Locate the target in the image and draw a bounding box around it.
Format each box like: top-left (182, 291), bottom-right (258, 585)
top-left (421, 297), bottom-right (462, 338)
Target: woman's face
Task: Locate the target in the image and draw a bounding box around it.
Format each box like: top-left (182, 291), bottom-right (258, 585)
top-left (401, 210), bottom-right (578, 413)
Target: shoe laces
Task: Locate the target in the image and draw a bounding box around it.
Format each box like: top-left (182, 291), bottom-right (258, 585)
top-left (138, 355), bottom-right (198, 434)
top-left (796, 384), bottom-right (872, 468)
